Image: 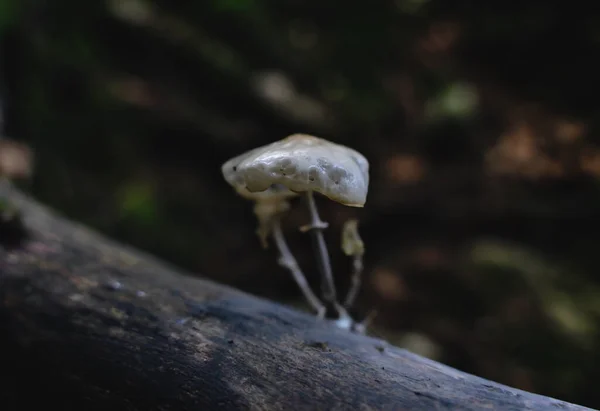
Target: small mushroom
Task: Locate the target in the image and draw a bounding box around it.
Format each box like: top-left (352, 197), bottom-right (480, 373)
top-left (222, 151), bottom-right (325, 317)
top-left (221, 134), bottom-right (370, 330)
top-left (341, 219), bottom-right (365, 309)
top-left (226, 134), bottom-right (369, 207)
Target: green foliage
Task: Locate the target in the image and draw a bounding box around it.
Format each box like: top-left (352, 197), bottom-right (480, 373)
top-left (0, 0), bottom-right (17, 32)
top-left (118, 181), bottom-right (158, 225)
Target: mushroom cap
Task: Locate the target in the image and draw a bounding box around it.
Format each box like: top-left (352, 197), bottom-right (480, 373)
top-left (221, 134), bottom-right (369, 207)
top-left (222, 147), bottom-right (299, 202)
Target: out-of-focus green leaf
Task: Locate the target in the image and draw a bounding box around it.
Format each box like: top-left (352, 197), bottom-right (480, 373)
top-left (118, 181), bottom-right (158, 225)
top-left (425, 82), bottom-right (479, 121)
top-left (0, 0), bottom-right (18, 31)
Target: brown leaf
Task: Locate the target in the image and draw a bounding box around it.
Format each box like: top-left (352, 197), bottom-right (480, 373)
top-left (385, 154), bottom-right (427, 184)
top-left (0, 140), bottom-right (33, 180)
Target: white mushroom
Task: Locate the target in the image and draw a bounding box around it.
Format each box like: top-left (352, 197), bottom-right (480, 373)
top-left (221, 134), bottom-right (370, 330)
top-left (341, 219), bottom-right (365, 309)
top-left (223, 134), bottom-right (369, 207)
top-left (222, 150), bottom-right (325, 317)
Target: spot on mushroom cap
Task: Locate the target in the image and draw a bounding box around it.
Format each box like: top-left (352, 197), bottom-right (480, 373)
top-left (221, 134), bottom-right (369, 207)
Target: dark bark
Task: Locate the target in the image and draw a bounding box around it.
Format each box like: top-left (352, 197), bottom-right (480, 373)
top-left (0, 182), bottom-right (593, 411)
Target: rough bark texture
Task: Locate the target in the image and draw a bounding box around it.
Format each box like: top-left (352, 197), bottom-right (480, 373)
top-left (0, 182), bottom-right (594, 411)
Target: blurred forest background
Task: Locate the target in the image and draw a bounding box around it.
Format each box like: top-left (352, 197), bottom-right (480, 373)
top-left (2, 0), bottom-right (600, 408)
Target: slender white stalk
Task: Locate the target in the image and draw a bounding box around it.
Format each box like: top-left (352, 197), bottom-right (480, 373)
top-left (272, 217), bottom-right (326, 318)
top-left (303, 191), bottom-right (352, 325)
top-left (344, 255), bottom-right (363, 309)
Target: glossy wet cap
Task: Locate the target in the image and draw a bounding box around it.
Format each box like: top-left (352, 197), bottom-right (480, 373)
top-left (222, 146), bottom-right (298, 202)
top-left (221, 134), bottom-right (369, 207)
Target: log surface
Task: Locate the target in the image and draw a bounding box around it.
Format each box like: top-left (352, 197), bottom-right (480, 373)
top-left (0, 182), bottom-right (594, 411)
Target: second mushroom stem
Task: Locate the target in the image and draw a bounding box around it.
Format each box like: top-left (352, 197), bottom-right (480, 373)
top-left (304, 191), bottom-right (351, 321)
top-left (343, 255), bottom-right (363, 309)
top-left (272, 217), bottom-right (326, 318)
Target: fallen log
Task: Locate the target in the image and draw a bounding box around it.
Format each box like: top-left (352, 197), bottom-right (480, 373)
top-left (0, 182), bottom-right (594, 411)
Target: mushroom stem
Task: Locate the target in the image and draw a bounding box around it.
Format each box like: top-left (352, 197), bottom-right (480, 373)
top-left (272, 217), bottom-right (326, 319)
top-left (343, 254), bottom-right (364, 309)
top-left (303, 191), bottom-right (351, 323)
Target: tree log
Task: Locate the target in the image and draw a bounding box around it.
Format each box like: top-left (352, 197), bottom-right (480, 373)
top-left (0, 182), bottom-right (594, 411)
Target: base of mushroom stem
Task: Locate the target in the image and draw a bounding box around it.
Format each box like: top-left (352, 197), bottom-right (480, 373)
top-left (325, 310), bottom-right (366, 334)
top-left (332, 314), bottom-right (354, 331)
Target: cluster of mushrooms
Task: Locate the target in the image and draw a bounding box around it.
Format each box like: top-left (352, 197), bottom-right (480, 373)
top-left (221, 134), bottom-right (371, 333)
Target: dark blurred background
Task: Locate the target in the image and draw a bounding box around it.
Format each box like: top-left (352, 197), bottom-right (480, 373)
top-left (2, 0), bottom-right (600, 408)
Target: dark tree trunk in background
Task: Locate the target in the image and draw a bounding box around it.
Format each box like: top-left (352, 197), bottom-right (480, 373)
top-left (0, 182), bottom-right (593, 411)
